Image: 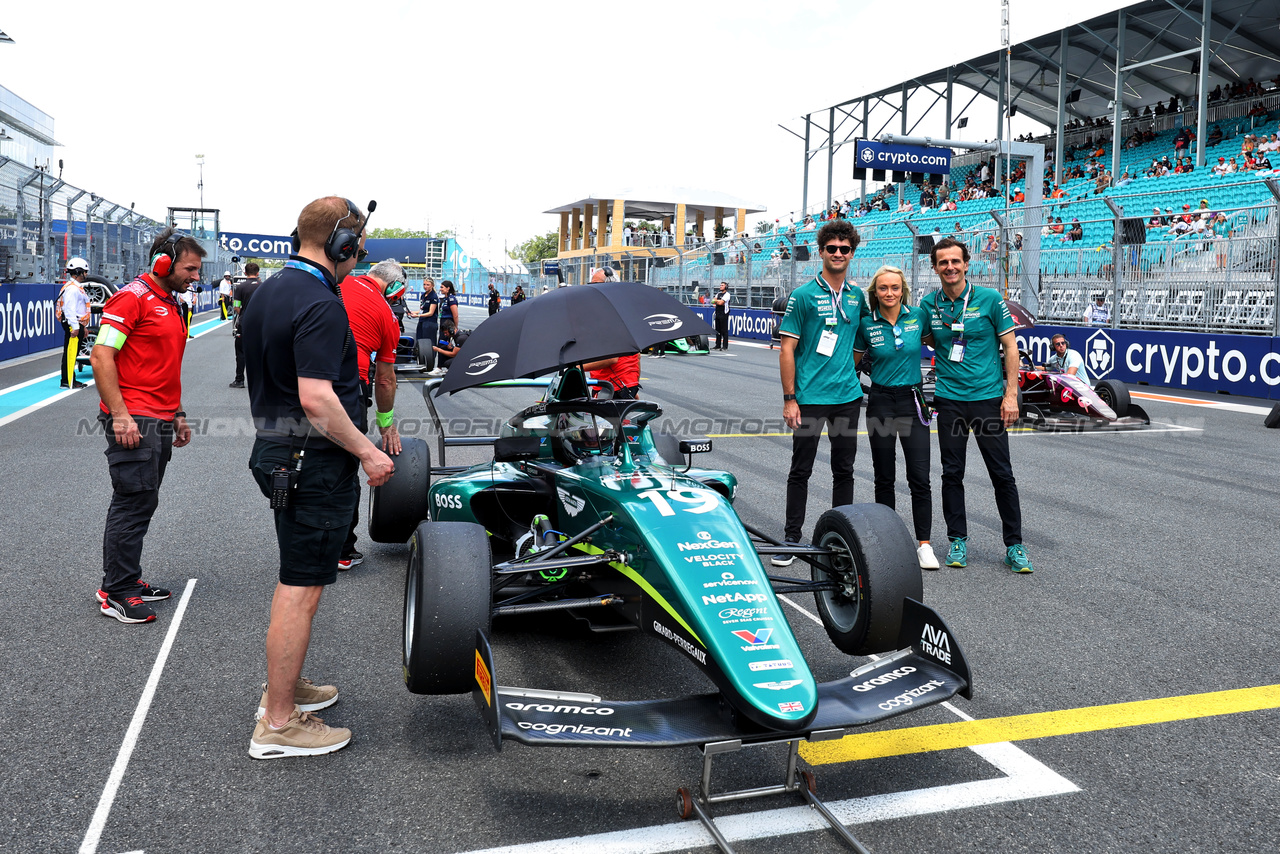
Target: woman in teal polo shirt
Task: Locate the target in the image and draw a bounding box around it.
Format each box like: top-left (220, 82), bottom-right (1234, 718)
top-left (854, 265), bottom-right (939, 569)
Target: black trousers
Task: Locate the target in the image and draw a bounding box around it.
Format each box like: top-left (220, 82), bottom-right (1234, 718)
top-left (714, 312), bottom-right (729, 349)
top-left (934, 395), bottom-right (1022, 546)
top-left (866, 385), bottom-right (932, 542)
top-left (233, 332), bottom-right (246, 383)
top-left (100, 415), bottom-right (173, 596)
top-left (784, 400), bottom-right (861, 543)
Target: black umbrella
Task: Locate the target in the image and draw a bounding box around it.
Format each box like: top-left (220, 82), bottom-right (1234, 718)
top-left (435, 281), bottom-right (714, 395)
top-left (1005, 299), bottom-right (1036, 331)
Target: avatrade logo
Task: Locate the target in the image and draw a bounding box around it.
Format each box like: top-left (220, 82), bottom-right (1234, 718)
top-left (644, 313), bottom-right (683, 333)
top-left (466, 351), bottom-right (500, 376)
top-left (753, 680), bottom-right (802, 691)
top-left (748, 659), bottom-right (793, 671)
top-left (732, 628), bottom-right (773, 645)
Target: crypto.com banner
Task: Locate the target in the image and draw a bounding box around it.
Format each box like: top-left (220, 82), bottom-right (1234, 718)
top-left (854, 140), bottom-right (953, 176)
top-left (1017, 325), bottom-right (1280, 400)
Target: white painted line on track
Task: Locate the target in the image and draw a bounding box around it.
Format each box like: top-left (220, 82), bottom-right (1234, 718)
top-left (0, 383), bottom-right (81, 428)
top-left (1131, 390), bottom-right (1274, 415)
top-left (0, 369), bottom-right (62, 396)
top-left (79, 579), bottom-right (197, 854)
top-left (454, 598), bottom-right (1078, 854)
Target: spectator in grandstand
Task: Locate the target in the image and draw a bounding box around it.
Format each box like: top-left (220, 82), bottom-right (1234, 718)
top-left (1211, 156), bottom-right (1229, 176)
top-left (775, 219), bottom-right (869, 568)
top-left (1115, 170), bottom-right (1134, 188)
top-left (1040, 334), bottom-right (1090, 384)
top-left (1067, 219), bottom-right (1084, 242)
top-left (91, 228), bottom-right (205, 625)
top-left (1209, 84), bottom-right (1223, 103)
top-left (338, 259), bottom-right (407, 572)
top-left (1207, 125), bottom-right (1224, 146)
top-left (1147, 208), bottom-right (1165, 230)
top-left (1168, 217), bottom-right (1193, 238)
top-left (920, 238), bottom-right (1031, 573)
top-left (853, 265), bottom-right (937, 569)
top-left (1050, 217), bottom-right (1065, 235)
top-left (1226, 157), bottom-right (1239, 173)
top-left (1084, 293), bottom-right (1111, 326)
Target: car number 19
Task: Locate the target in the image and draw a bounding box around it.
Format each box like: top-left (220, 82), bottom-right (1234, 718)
top-left (636, 487), bottom-right (718, 516)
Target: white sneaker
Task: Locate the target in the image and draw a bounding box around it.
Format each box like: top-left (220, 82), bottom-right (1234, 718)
top-left (427, 368), bottom-right (446, 376)
top-left (917, 543), bottom-right (940, 570)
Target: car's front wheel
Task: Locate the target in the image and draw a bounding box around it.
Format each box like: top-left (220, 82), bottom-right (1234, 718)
top-left (811, 504), bottom-right (923, 655)
top-left (1095, 379), bottom-right (1130, 417)
top-left (404, 521), bottom-right (492, 694)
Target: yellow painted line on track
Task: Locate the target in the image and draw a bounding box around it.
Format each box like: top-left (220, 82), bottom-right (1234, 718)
top-left (801, 684), bottom-right (1280, 766)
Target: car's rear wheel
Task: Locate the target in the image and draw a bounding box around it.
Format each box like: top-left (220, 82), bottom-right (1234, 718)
top-left (368, 437), bottom-right (430, 543)
top-left (404, 521), bottom-right (492, 694)
top-left (1095, 379), bottom-right (1130, 417)
top-left (811, 504), bottom-right (923, 655)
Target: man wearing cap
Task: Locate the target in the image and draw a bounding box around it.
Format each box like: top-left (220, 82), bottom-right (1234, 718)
top-left (920, 237), bottom-right (1031, 573)
top-left (337, 258), bottom-right (407, 572)
top-left (218, 272), bottom-right (234, 320)
top-left (1147, 208), bottom-right (1165, 231)
top-left (58, 258), bottom-right (92, 389)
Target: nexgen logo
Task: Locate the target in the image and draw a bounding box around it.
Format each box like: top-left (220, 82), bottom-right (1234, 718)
top-left (466, 351), bottom-right (500, 376)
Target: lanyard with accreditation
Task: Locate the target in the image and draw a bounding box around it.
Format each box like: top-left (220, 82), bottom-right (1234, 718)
top-left (814, 275), bottom-right (853, 357)
top-left (931, 283), bottom-right (971, 363)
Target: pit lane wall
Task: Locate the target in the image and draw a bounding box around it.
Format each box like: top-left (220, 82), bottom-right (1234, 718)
top-left (686, 305), bottom-right (1280, 401)
top-left (0, 283), bottom-right (224, 363)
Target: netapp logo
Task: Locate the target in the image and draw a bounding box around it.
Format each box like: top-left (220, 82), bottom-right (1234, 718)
top-left (849, 665), bottom-right (918, 693)
top-left (505, 701), bottom-right (615, 716)
top-left (702, 592), bottom-right (766, 605)
top-left (465, 351), bottom-right (500, 376)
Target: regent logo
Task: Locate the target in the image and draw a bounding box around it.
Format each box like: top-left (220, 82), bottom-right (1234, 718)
top-left (732, 628), bottom-right (773, 645)
top-left (557, 486), bottom-right (586, 517)
top-left (719, 607), bottom-right (768, 620)
top-left (849, 665), bottom-right (918, 693)
top-left (778, 701), bottom-right (804, 713)
top-left (504, 701), bottom-right (615, 716)
top-left (644, 313), bottom-right (683, 333)
top-left (920, 624), bottom-right (953, 665)
top-left (465, 351), bottom-right (500, 376)
top-left (748, 659), bottom-right (794, 671)
top-left (860, 146), bottom-right (875, 163)
top-left (753, 680), bottom-right (802, 691)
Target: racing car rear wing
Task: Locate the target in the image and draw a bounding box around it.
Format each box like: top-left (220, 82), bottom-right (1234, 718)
top-left (471, 598), bottom-right (970, 751)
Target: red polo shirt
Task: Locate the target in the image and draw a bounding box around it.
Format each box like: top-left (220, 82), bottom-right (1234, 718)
top-left (341, 274), bottom-right (401, 383)
top-left (98, 275), bottom-right (187, 419)
top-left (591, 353), bottom-right (640, 392)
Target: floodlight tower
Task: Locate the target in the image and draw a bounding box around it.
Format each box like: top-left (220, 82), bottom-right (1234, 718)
top-left (196, 154), bottom-right (205, 209)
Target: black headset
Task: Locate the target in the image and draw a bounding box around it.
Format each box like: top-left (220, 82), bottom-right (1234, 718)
top-left (289, 198), bottom-right (376, 261)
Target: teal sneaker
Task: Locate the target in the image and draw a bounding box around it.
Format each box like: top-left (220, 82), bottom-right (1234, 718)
top-left (1005, 544), bottom-right (1033, 573)
top-left (945, 537), bottom-right (968, 568)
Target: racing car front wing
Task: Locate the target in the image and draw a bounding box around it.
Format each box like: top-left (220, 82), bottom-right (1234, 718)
top-left (471, 598), bottom-right (970, 751)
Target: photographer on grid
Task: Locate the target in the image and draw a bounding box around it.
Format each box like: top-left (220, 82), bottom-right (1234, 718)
top-left (241, 196), bottom-right (394, 759)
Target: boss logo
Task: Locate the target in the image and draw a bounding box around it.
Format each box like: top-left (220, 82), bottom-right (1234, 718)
top-left (433, 493), bottom-right (463, 510)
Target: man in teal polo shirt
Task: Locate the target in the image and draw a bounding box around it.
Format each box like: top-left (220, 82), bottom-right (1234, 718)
top-left (775, 220), bottom-right (869, 566)
top-left (919, 238), bottom-right (1032, 573)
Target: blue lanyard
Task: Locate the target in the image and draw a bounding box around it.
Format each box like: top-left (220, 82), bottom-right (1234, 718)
top-left (284, 259), bottom-right (336, 294)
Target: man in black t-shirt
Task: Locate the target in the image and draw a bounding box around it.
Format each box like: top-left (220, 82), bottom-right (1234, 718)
top-left (230, 261), bottom-right (263, 388)
top-left (712, 281), bottom-right (731, 350)
top-left (240, 197), bottom-right (395, 760)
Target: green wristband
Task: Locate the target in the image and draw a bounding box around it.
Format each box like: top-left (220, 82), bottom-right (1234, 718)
top-left (376, 409), bottom-right (394, 429)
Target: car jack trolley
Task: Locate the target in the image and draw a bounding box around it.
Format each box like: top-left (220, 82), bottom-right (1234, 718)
top-left (676, 735), bottom-right (871, 854)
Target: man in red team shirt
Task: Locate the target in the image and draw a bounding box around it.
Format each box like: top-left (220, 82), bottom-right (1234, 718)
top-left (337, 258), bottom-right (406, 569)
top-left (91, 229), bottom-right (207, 623)
top-left (584, 352), bottom-right (641, 399)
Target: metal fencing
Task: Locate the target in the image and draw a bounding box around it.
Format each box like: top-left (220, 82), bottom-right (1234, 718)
top-left (0, 157), bottom-right (167, 284)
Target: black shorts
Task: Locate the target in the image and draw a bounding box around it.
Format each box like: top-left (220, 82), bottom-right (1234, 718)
top-left (250, 439), bottom-right (358, 586)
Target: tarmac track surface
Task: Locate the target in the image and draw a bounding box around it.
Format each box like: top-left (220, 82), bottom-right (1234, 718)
top-left (1, 305), bottom-right (1278, 854)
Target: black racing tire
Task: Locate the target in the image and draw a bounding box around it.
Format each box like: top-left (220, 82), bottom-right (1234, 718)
top-left (1095, 379), bottom-right (1130, 417)
top-left (1015, 386), bottom-right (1025, 417)
top-left (403, 521), bottom-right (492, 694)
top-left (692, 334), bottom-right (709, 351)
top-left (368, 436), bottom-right (430, 543)
top-left (811, 504), bottom-right (923, 656)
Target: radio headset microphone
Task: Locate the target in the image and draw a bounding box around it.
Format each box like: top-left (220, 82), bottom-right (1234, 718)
top-left (362, 200), bottom-right (377, 237)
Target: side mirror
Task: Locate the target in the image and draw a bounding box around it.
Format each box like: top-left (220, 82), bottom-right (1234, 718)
top-left (494, 435), bottom-right (541, 463)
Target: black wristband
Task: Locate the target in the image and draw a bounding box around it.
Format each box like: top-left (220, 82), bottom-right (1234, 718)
top-left (783, 394), bottom-right (796, 401)
top-left (173, 410), bottom-right (186, 418)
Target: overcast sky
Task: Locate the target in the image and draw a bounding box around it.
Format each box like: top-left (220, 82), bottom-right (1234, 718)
top-left (2, 0), bottom-right (1129, 256)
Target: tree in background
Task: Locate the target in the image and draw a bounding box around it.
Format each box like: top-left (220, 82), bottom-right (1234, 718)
top-left (368, 228), bottom-right (455, 239)
top-left (511, 231), bottom-right (559, 265)
top-left (755, 220), bottom-right (774, 235)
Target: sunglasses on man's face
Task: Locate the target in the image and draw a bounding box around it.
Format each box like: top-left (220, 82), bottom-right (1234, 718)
top-left (823, 244), bottom-right (853, 255)
top-left (356, 249), bottom-right (368, 261)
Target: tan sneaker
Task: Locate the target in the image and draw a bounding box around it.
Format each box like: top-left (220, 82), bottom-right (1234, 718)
top-left (249, 707), bottom-right (352, 759)
top-left (255, 677), bottom-right (338, 719)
